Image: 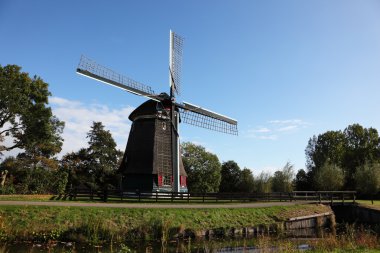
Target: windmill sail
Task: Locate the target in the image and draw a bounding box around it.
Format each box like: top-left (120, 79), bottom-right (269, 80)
top-left (177, 102), bottom-right (238, 135)
top-left (169, 30), bottom-right (184, 96)
top-left (77, 55), bottom-right (161, 101)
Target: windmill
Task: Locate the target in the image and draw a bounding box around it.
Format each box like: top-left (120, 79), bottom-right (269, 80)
top-left (76, 30), bottom-right (238, 193)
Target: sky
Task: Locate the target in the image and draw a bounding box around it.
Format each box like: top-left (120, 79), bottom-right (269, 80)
top-left (1, 1), bottom-right (380, 175)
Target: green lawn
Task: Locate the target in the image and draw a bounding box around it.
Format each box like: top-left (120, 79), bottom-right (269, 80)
top-left (357, 200), bottom-right (380, 205)
top-left (0, 194), bottom-right (54, 201)
top-left (0, 204), bottom-right (330, 243)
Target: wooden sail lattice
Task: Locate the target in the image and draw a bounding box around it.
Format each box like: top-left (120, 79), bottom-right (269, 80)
top-left (77, 55), bottom-right (156, 96)
top-left (179, 108), bottom-right (238, 135)
top-left (169, 32), bottom-right (184, 95)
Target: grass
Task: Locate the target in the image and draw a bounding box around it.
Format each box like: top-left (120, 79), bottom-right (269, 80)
top-left (0, 194), bottom-right (54, 201)
top-left (357, 200), bottom-right (380, 206)
top-left (0, 204), bottom-right (331, 243)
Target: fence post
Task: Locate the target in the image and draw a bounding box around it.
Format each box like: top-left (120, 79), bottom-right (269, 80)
top-left (156, 191), bottom-right (158, 202)
top-left (203, 193), bottom-right (205, 203)
top-left (90, 188), bottom-right (93, 201)
top-left (187, 193), bottom-right (190, 203)
top-left (353, 192), bottom-right (356, 204)
top-left (138, 191), bottom-right (141, 202)
top-left (280, 192), bottom-right (282, 202)
top-left (330, 194), bottom-right (333, 205)
top-left (319, 193), bottom-right (321, 204)
top-left (171, 192), bottom-right (174, 202)
top-left (342, 193), bottom-right (345, 204)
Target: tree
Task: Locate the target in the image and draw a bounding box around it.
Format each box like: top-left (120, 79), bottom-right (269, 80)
top-left (181, 142), bottom-right (221, 193)
top-left (271, 162), bottom-right (295, 192)
top-left (254, 172), bottom-right (272, 193)
top-left (86, 122), bottom-right (119, 191)
top-left (305, 131), bottom-right (346, 171)
top-left (238, 168), bottom-right (255, 193)
top-left (313, 161), bottom-right (344, 191)
top-left (60, 148), bottom-right (91, 191)
top-left (219, 160), bottom-right (241, 192)
top-left (294, 169), bottom-right (310, 191)
top-left (343, 124), bottom-right (380, 189)
top-left (0, 155), bottom-right (66, 194)
top-left (305, 124), bottom-right (380, 190)
top-left (0, 64), bottom-right (64, 157)
top-left (355, 162), bottom-right (380, 201)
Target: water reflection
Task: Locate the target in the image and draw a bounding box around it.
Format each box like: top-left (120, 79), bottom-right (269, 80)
top-left (0, 237), bottom-right (315, 253)
top-left (0, 225), bottom-right (370, 253)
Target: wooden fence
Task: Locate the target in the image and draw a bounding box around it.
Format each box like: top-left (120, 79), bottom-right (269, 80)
top-left (65, 189), bottom-right (356, 204)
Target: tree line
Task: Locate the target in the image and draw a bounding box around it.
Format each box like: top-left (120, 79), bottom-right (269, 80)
top-left (182, 141), bottom-right (295, 194)
top-left (1, 64), bottom-right (379, 196)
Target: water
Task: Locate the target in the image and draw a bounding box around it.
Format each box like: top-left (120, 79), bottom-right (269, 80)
top-left (1, 225), bottom-right (377, 252)
top-left (0, 237), bottom-right (315, 253)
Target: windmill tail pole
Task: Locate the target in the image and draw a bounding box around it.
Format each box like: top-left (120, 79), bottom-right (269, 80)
top-left (170, 74), bottom-right (179, 191)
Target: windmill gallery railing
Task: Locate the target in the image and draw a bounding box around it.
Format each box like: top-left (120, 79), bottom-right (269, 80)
top-left (65, 190), bottom-right (356, 204)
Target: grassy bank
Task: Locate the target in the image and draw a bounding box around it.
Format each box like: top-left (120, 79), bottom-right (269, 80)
top-left (0, 204), bottom-right (330, 243)
top-left (357, 200), bottom-right (380, 207)
top-left (0, 195), bottom-right (54, 201)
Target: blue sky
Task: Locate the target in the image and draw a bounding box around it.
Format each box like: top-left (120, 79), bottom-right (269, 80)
top-left (1, 1), bottom-right (380, 175)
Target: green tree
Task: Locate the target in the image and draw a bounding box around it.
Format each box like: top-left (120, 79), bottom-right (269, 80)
top-left (60, 148), bottom-right (91, 191)
top-left (181, 142), bottom-right (221, 193)
top-left (219, 160), bottom-right (241, 192)
top-left (238, 168), bottom-right (255, 193)
top-left (343, 124), bottom-right (380, 189)
top-left (271, 162), bottom-right (295, 192)
top-left (294, 169), bottom-right (310, 191)
top-left (254, 172), bottom-right (272, 193)
top-left (305, 131), bottom-right (346, 171)
top-left (314, 161), bottom-right (344, 191)
top-left (0, 64), bottom-right (64, 157)
top-left (1, 155), bottom-right (66, 194)
top-left (305, 124), bottom-right (380, 190)
top-left (86, 122), bottom-right (119, 192)
top-left (355, 162), bottom-right (380, 199)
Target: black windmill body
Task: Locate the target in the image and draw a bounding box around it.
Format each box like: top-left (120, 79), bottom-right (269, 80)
top-left (76, 31), bottom-right (238, 193)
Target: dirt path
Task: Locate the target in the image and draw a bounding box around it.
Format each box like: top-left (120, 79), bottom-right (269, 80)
top-left (0, 200), bottom-right (314, 208)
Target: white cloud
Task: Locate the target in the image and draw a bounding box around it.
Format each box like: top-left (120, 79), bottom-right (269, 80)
top-left (257, 135), bottom-right (278, 140)
top-left (50, 97), bottom-right (135, 156)
top-left (270, 119), bottom-right (309, 129)
top-left (277, 125), bottom-right (298, 132)
top-left (245, 119), bottom-right (310, 140)
top-left (253, 127), bottom-right (271, 133)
